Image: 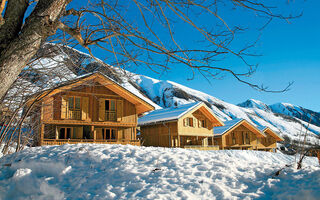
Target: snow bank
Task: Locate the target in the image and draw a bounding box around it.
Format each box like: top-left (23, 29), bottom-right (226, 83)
top-left (0, 144), bottom-right (319, 200)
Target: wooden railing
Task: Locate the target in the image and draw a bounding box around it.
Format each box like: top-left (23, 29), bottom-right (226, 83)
top-left (68, 110), bottom-right (81, 120)
top-left (42, 139), bottom-right (140, 146)
top-left (105, 111), bottom-right (116, 121)
top-left (184, 145), bottom-right (220, 150)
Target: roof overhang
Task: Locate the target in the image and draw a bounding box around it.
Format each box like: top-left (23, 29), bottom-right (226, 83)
top-left (197, 105), bottom-right (224, 127)
top-left (264, 127), bottom-right (284, 141)
top-left (222, 120), bottom-right (265, 138)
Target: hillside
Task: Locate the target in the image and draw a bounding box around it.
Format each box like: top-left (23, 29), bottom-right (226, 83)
top-left (10, 44), bottom-right (320, 144)
top-left (0, 144), bottom-right (319, 200)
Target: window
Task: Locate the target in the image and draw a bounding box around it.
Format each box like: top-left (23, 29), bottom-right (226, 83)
top-left (198, 119), bottom-right (207, 128)
top-left (102, 128), bottom-right (116, 140)
top-left (59, 127), bottom-right (72, 139)
top-left (242, 132), bottom-right (245, 144)
top-left (231, 132), bottom-right (236, 145)
top-left (68, 96), bottom-right (81, 120)
top-left (245, 132), bottom-right (250, 144)
top-left (183, 118), bottom-right (194, 127)
top-left (105, 100), bottom-right (116, 121)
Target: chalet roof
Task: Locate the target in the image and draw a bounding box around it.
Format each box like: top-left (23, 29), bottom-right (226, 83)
top-left (214, 118), bottom-right (265, 137)
top-left (258, 126), bottom-right (284, 141)
top-left (214, 118), bottom-right (243, 135)
top-left (26, 72), bottom-right (155, 114)
top-left (138, 101), bottom-right (224, 126)
top-left (138, 102), bottom-right (200, 126)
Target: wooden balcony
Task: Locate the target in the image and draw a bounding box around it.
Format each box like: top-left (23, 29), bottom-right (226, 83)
top-left (41, 139), bottom-right (140, 146)
top-left (67, 110), bottom-right (81, 120)
top-left (105, 111), bottom-right (116, 121)
top-left (184, 145), bottom-right (220, 151)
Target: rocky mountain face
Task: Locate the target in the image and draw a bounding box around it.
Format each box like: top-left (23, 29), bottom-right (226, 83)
top-left (15, 44), bottom-right (320, 144)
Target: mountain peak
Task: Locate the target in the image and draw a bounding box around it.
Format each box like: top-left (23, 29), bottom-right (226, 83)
top-left (237, 99), bottom-right (270, 111)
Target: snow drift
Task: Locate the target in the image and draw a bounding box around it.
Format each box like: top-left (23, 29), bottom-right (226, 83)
top-left (0, 144), bottom-right (319, 200)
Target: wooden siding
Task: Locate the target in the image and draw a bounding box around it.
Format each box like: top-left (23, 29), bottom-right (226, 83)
top-left (177, 109), bottom-right (214, 137)
top-left (40, 84), bottom-right (137, 125)
top-left (215, 125), bottom-right (261, 150)
top-left (140, 122), bottom-right (178, 147)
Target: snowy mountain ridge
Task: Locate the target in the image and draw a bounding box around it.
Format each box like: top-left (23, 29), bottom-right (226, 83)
top-left (16, 44), bottom-right (320, 144)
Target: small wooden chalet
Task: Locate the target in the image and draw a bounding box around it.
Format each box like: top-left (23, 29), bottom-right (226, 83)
top-left (28, 72), bottom-right (155, 146)
top-left (213, 119), bottom-right (266, 150)
top-left (257, 126), bottom-right (284, 152)
top-left (138, 102), bottom-right (224, 150)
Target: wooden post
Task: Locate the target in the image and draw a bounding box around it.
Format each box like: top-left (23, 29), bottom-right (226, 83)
top-left (222, 135), bottom-right (226, 150)
top-left (92, 126), bottom-right (96, 140)
top-left (39, 123), bottom-right (44, 146)
top-left (55, 126), bottom-right (59, 139)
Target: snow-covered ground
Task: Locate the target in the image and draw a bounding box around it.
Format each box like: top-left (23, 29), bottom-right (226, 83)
top-left (0, 144), bottom-right (319, 200)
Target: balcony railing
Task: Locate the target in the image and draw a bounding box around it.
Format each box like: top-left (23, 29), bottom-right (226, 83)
top-left (105, 111), bottom-right (116, 121)
top-left (68, 110), bottom-right (81, 120)
top-left (42, 139), bottom-right (140, 146)
top-left (184, 145), bottom-right (220, 150)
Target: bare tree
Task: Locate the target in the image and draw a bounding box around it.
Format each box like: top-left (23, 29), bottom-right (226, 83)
top-left (0, 0), bottom-right (300, 102)
top-left (0, 0), bottom-right (302, 153)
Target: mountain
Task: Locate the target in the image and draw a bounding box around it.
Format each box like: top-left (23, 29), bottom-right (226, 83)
top-left (269, 103), bottom-right (320, 127)
top-left (10, 44), bottom-right (320, 144)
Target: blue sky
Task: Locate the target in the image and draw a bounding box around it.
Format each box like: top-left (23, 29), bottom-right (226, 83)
top-left (128, 1), bottom-right (320, 112)
top-left (71, 1), bottom-right (320, 112)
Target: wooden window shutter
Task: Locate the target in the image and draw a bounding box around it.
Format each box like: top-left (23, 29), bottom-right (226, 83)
top-left (183, 118), bottom-right (187, 127)
top-left (61, 96), bottom-right (68, 119)
top-left (98, 98), bottom-right (105, 121)
top-left (116, 100), bottom-right (123, 122)
top-left (81, 97), bottom-right (89, 120)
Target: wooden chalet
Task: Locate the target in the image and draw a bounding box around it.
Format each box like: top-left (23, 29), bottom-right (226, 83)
top-left (257, 126), bottom-right (284, 152)
top-left (138, 102), bottom-right (224, 150)
top-left (213, 119), bottom-right (266, 150)
top-left (28, 72), bottom-right (155, 146)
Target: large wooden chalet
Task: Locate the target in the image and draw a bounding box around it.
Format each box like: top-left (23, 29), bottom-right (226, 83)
top-left (138, 102), bottom-right (224, 150)
top-left (28, 72), bottom-right (155, 146)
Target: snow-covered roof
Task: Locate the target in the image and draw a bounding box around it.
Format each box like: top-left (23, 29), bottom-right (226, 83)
top-left (214, 118), bottom-right (266, 137)
top-left (214, 118), bottom-right (243, 136)
top-left (258, 126), bottom-right (284, 141)
top-left (257, 126), bottom-right (268, 132)
top-left (138, 102), bottom-right (202, 126)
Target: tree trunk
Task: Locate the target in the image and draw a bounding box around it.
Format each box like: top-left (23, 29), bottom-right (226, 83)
top-left (0, 0), bottom-right (71, 101)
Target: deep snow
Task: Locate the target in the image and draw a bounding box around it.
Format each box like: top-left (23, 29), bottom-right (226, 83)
top-left (0, 144), bottom-right (319, 200)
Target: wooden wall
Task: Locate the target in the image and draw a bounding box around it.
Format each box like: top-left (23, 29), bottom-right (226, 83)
top-left (221, 125), bottom-right (260, 149)
top-left (177, 109), bottom-right (214, 137)
top-left (41, 81), bottom-right (137, 124)
top-left (140, 122), bottom-right (178, 147)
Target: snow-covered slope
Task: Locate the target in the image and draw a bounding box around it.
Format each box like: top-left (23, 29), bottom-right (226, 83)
top-left (0, 144), bottom-right (319, 200)
top-left (11, 44), bottom-right (320, 144)
top-left (269, 103), bottom-right (320, 127)
top-left (130, 75), bottom-right (320, 144)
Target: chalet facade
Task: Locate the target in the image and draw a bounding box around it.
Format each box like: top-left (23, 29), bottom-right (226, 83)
top-left (213, 119), bottom-right (266, 150)
top-left (29, 72), bottom-right (155, 146)
top-left (257, 126), bottom-right (284, 152)
top-left (138, 102), bottom-right (224, 150)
